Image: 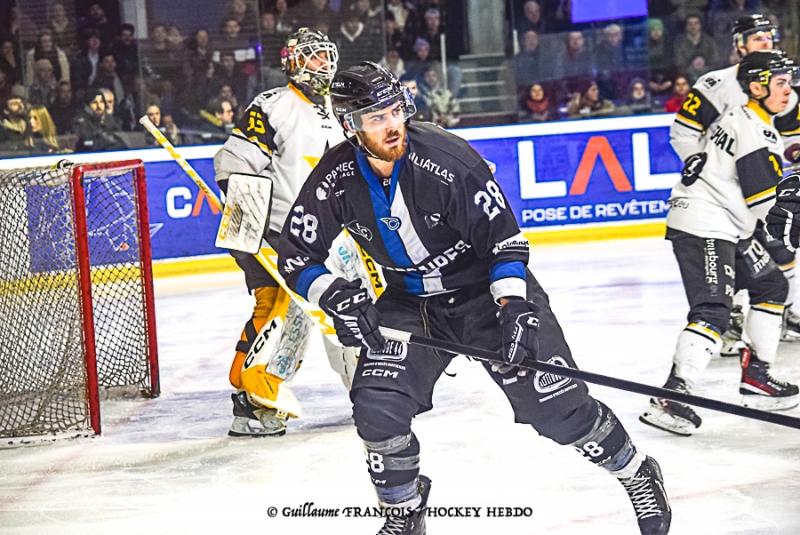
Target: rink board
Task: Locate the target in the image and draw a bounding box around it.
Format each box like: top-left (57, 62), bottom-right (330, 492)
top-left (0, 114), bottom-right (684, 271)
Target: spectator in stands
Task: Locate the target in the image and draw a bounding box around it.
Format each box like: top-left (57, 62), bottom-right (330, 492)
top-left (400, 73), bottom-right (433, 122)
top-left (685, 54), bottom-right (711, 85)
top-left (47, 3), bottom-right (76, 54)
top-left (49, 80), bottom-right (77, 134)
top-left (25, 31), bottom-right (70, 88)
top-left (421, 64), bottom-right (460, 127)
top-left (674, 15), bottom-right (717, 73)
top-left (554, 31), bottom-right (595, 102)
top-left (260, 13), bottom-right (285, 65)
top-left (217, 84), bottom-right (239, 115)
top-left (273, 0), bottom-right (295, 34)
top-left (71, 29), bottom-right (104, 97)
top-left (141, 24), bottom-right (184, 97)
top-left (352, 0), bottom-right (383, 35)
top-left (8, 6), bottom-right (39, 50)
top-left (379, 48), bottom-right (406, 79)
top-left (1, 39), bottom-right (23, 85)
top-left (224, 0), bottom-right (259, 41)
top-left (0, 96), bottom-right (29, 152)
top-left (418, 8), bottom-right (445, 61)
top-left (595, 24), bottom-right (625, 100)
top-left (337, 5), bottom-right (383, 69)
top-left (620, 77), bottom-right (653, 115)
top-left (519, 83), bottom-right (556, 122)
top-left (91, 53), bottom-right (125, 106)
top-left (567, 80), bottom-right (614, 119)
top-left (210, 52), bottom-right (248, 111)
top-left (72, 88), bottom-right (127, 152)
top-left (213, 18), bottom-right (254, 64)
top-left (99, 87), bottom-right (122, 131)
top-left (189, 96), bottom-right (234, 144)
top-left (384, 11), bottom-right (406, 53)
top-left (78, 3), bottom-right (117, 50)
top-left (671, 0), bottom-right (709, 23)
top-left (296, 0), bottom-right (336, 31)
top-left (185, 29), bottom-right (213, 110)
top-left (405, 38), bottom-right (432, 82)
top-left (664, 75), bottom-right (691, 112)
top-left (0, 69), bottom-right (15, 104)
top-left (513, 30), bottom-right (542, 90)
top-left (144, 103), bottom-right (182, 146)
top-left (112, 24), bottom-right (139, 89)
top-left (648, 18), bottom-right (674, 95)
top-left (386, 0), bottom-right (411, 32)
top-left (27, 105), bottom-right (60, 154)
top-left (517, 1), bottom-right (546, 36)
top-left (27, 59), bottom-right (58, 107)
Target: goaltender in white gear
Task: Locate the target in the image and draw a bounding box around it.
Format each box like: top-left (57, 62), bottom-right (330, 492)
top-left (214, 28), bottom-right (375, 437)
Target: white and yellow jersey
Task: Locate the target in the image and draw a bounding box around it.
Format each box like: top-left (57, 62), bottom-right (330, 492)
top-left (667, 102), bottom-right (785, 242)
top-left (670, 64), bottom-right (799, 162)
top-left (214, 83), bottom-right (346, 233)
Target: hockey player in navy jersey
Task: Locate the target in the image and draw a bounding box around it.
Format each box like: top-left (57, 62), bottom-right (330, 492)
top-left (642, 51), bottom-right (800, 437)
top-left (278, 62), bottom-right (671, 535)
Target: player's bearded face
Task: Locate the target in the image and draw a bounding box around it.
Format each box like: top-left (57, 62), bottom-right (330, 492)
top-left (358, 104), bottom-right (407, 161)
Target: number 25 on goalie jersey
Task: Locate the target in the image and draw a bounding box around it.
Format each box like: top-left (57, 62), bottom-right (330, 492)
top-left (278, 122), bottom-right (531, 304)
top-left (667, 102), bottom-right (784, 242)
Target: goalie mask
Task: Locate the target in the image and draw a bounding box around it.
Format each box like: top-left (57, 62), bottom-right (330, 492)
top-left (281, 28), bottom-right (338, 95)
top-left (330, 62), bottom-right (416, 134)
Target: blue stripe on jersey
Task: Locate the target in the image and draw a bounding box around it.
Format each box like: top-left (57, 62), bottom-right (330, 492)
top-left (355, 148), bottom-right (424, 294)
top-left (295, 264), bottom-right (331, 300)
top-left (490, 261), bottom-right (526, 283)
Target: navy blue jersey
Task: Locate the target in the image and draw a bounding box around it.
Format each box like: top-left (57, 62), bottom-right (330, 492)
top-left (278, 122), bottom-right (530, 304)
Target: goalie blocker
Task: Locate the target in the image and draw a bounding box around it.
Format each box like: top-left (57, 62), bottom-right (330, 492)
top-left (216, 173), bottom-right (274, 254)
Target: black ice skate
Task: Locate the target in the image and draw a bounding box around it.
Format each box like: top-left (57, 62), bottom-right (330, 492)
top-left (739, 348), bottom-right (800, 411)
top-left (720, 305), bottom-right (744, 357)
top-left (377, 476), bottom-right (431, 535)
top-left (228, 392), bottom-right (287, 437)
top-left (619, 456), bottom-right (671, 535)
top-left (639, 371), bottom-right (702, 436)
top-left (781, 308), bottom-right (800, 342)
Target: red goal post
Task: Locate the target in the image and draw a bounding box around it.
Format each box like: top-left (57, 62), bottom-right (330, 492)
top-left (0, 159), bottom-right (159, 443)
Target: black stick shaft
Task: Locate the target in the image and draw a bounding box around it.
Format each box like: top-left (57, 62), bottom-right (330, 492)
top-left (379, 327), bottom-right (800, 431)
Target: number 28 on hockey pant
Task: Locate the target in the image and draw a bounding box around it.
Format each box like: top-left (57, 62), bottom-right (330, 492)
top-left (766, 173), bottom-right (800, 251)
top-left (319, 277), bottom-right (386, 351)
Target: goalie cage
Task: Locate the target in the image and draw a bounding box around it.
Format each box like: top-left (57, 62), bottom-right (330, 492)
top-left (0, 160), bottom-right (159, 444)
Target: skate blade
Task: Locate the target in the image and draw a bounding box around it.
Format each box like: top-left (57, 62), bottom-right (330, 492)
top-left (780, 332), bottom-right (800, 343)
top-left (639, 407), bottom-right (696, 437)
top-left (741, 394), bottom-right (800, 411)
top-left (228, 428), bottom-right (286, 437)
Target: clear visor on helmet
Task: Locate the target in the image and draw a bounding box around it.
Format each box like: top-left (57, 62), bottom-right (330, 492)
top-left (294, 40), bottom-right (339, 80)
top-left (760, 66), bottom-right (800, 87)
top-left (738, 27), bottom-right (780, 46)
top-left (344, 87), bottom-right (417, 133)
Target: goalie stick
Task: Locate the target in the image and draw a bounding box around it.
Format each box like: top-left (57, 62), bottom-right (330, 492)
top-left (379, 327), bottom-right (800, 431)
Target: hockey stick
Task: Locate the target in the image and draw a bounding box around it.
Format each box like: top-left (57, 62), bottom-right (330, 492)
top-left (379, 327), bottom-right (800, 431)
top-left (138, 115), bottom-right (337, 337)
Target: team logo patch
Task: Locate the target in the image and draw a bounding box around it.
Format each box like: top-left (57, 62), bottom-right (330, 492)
top-left (424, 213), bottom-right (441, 228)
top-left (380, 217), bottom-right (402, 230)
top-left (347, 222), bottom-right (373, 241)
top-left (316, 181), bottom-right (331, 200)
top-left (367, 339), bottom-right (408, 362)
top-left (534, 355), bottom-right (571, 394)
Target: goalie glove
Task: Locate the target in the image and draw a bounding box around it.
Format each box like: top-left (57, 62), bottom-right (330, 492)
top-left (495, 298), bottom-right (540, 383)
top-left (319, 278), bottom-right (386, 352)
top-left (766, 174), bottom-right (800, 251)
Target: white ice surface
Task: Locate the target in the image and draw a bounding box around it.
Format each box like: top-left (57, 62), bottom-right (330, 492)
top-left (2, 237), bottom-right (800, 535)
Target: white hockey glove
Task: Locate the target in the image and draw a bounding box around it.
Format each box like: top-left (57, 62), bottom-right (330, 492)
top-left (319, 278), bottom-right (386, 352)
top-left (766, 174), bottom-right (800, 251)
top-left (495, 298), bottom-right (540, 382)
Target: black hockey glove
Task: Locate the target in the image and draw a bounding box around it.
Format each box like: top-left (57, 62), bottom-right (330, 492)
top-left (495, 298), bottom-right (540, 381)
top-left (680, 153), bottom-right (707, 187)
top-left (319, 278), bottom-right (386, 352)
top-left (766, 174), bottom-right (800, 251)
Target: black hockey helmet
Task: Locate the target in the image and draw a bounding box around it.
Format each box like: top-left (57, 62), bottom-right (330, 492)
top-left (732, 14), bottom-right (779, 54)
top-left (330, 62), bottom-right (416, 132)
top-left (281, 28), bottom-right (338, 95)
top-left (737, 50), bottom-right (798, 113)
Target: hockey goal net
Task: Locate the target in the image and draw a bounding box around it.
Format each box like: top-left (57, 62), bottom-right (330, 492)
top-left (0, 160), bottom-right (159, 441)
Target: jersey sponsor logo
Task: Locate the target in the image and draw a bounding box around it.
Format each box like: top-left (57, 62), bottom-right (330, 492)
top-left (408, 151), bottom-right (455, 184)
top-left (534, 355), bottom-right (571, 394)
top-left (283, 255), bottom-right (309, 274)
top-left (316, 181), bottom-right (331, 200)
top-left (492, 232), bottom-right (529, 255)
top-left (318, 161), bottom-right (356, 194)
top-left (704, 238), bottom-right (719, 295)
top-left (762, 128), bottom-right (778, 144)
top-left (380, 217), bottom-right (402, 230)
top-left (709, 125), bottom-right (735, 156)
top-left (347, 222), bottom-right (373, 241)
top-left (668, 198), bottom-right (690, 209)
top-left (701, 76), bottom-right (722, 90)
top-left (366, 340), bottom-right (408, 362)
top-left (382, 240), bottom-right (471, 274)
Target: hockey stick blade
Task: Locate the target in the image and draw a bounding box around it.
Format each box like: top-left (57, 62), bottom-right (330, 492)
top-left (380, 327), bottom-right (800, 431)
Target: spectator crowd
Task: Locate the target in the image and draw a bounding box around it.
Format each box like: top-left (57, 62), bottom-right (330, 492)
top-left (0, 0), bottom-right (797, 154)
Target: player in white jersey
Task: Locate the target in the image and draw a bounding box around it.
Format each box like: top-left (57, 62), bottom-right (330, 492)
top-left (671, 14), bottom-right (800, 346)
top-left (213, 29), bottom-right (355, 437)
top-left (642, 51), bottom-right (800, 436)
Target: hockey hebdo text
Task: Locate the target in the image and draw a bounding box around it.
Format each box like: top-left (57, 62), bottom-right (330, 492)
top-left (267, 502), bottom-right (535, 519)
